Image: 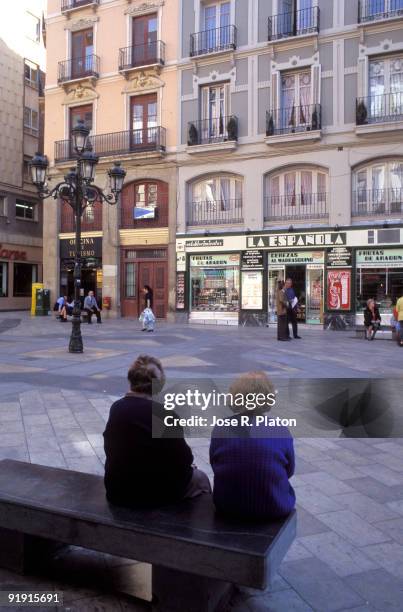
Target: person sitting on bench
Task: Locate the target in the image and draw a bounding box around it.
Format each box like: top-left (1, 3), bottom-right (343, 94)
top-left (83, 291), bottom-right (102, 324)
top-left (103, 355), bottom-right (211, 507)
top-left (210, 372), bottom-right (295, 520)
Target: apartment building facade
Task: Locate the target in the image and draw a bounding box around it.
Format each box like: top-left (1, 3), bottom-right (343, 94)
top-left (0, 1), bottom-right (46, 310)
top-left (176, 0), bottom-right (403, 328)
top-left (44, 0), bottom-right (179, 318)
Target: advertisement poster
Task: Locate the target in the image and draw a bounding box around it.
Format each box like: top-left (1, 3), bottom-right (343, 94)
top-left (176, 273), bottom-right (185, 310)
top-left (241, 271), bottom-right (263, 310)
top-left (327, 269), bottom-right (351, 311)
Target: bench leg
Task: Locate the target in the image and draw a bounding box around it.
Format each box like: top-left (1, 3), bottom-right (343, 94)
top-left (0, 527), bottom-right (63, 574)
top-left (152, 566), bottom-right (233, 612)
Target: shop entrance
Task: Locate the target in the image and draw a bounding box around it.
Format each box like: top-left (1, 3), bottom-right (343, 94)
top-left (285, 265), bottom-right (307, 323)
top-left (121, 248), bottom-right (168, 319)
top-left (60, 263), bottom-right (102, 308)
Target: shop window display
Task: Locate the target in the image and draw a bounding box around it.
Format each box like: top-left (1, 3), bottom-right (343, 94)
top-left (190, 255), bottom-right (240, 312)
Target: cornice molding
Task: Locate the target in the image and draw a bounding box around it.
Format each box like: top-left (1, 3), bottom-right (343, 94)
top-left (124, 1), bottom-right (164, 17)
top-left (64, 16), bottom-right (99, 31)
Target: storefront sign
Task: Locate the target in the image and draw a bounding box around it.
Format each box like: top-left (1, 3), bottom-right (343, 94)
top-left (327, 269), bottom-right (351, 311)
top-left (268, 251), bottom-right (325, 265)
top-left (241, 250), bottom-right (264, 270)
top-left (186, 239), bottom-right (224, 248)
top-left (176, 272), bottom-right (185, 310)
top-left (327, 247), bottom-right (352, 268)
top-left (241, 271), bottom-right (263, 310)
top-left (0, 245), bottom-right (27, 261)
top-left (60, 237), bottom-right (102, 259)
top-left (190, 254), bottom-right (240, 267)
top-left (248, 232), bottom-right (346, 249)
top-left (356, 249), bottom-right (403, 268)
top-left (177, 252), bottom-right (186, 272)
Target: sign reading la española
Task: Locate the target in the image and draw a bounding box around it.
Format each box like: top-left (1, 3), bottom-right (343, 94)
top-left (247, 232), bottom-right (347, 249)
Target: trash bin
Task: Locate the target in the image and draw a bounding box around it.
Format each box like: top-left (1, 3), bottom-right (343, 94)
top-left (35, 288), bottom-right (50, 316)
top-left (31, 282), bottom-right (44, 315)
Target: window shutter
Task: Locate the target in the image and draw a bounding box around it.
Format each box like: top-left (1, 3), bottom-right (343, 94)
top-left (224, 82), bottom-right (231, 117)
top-left (270, 70), bottom-right (280, 111)
top-left (357, 56), bottom-right (368, 99)
top-left (201, 86), bottom-right (209, 122)
top-left (311, 64), bottom-right (321, 105)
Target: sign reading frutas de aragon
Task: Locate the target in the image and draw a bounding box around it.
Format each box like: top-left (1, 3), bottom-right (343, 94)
top-left (247, 232), bottom-right (347, 249)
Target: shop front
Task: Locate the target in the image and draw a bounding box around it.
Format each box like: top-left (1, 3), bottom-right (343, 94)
top-left (0, 243), bottom-right (42, 311)
top-left (176, 227), bottom-right (403, 327)
top-left (355, 248), bottom-right (403, 323)
top-left (59, 237), bottom-right (102, 306)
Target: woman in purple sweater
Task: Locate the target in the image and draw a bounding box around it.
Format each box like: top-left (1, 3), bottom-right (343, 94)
top-left (210, 372), bottom-right (295, 520)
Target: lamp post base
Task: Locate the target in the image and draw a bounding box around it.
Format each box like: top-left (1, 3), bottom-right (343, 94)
top-left (69, 314), bottom-right (83, 354)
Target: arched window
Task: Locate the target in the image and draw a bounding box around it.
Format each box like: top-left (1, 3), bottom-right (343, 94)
top-left (121, 180), bottom-right (168, 228)
top-left (353, 159), bottom-right (403, 216)
top-left (188, 174), bottom-right (243, 225)
top-left (265, 166), bottom-right (328, 221)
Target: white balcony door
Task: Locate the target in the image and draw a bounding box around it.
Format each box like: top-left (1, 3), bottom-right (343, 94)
top-left (369, 56), bottom-right (403, 119)
top-left (355, 161), bottom-right (403, 213)
top-left (203, 1), bottom-right (230, 49)
top-left (281, 71), bottom-right (311, 129)
top-left (365, 0), bottom-right (403, 18)
top-left (201, 83), bottom-right (229, 142)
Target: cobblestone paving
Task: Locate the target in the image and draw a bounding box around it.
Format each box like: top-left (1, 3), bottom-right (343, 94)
top-left (0, 313), bottom-right (402, 611)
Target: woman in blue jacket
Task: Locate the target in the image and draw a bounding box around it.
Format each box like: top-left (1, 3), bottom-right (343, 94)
top-left (210, 372), bottom-right (295, 520)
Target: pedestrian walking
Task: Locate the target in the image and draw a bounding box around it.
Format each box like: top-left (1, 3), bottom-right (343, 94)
top-left (285, 278), bottom-right (301, 339)
top-left (141, 285), bottom-right (155, 332)
top-left (84, 290), bottom-right (102, 324)
top-left (363, 299), bottom-right (381, 340)
top-left (395, 293), bottom-right (403, 346)
top-left (276, 280), bottom-right (290, 341)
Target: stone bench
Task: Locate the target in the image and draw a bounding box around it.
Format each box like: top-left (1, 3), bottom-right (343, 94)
top-left (0, 459), bottom-right (296, 612)
top-left (355, 326), bottom-right (394, 340)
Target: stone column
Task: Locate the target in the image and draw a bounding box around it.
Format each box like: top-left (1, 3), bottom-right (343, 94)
top-left (101, 172), bottom-right (120, 319)
top-left (42, 178), bottom-right (62, 305)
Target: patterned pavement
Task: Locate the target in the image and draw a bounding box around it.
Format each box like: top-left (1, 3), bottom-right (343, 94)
top-left (0, 313), bottom-right (402, 611)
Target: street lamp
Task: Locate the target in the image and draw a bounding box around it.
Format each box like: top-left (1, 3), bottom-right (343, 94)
top-left (30, 120), bottom-right (126, 354)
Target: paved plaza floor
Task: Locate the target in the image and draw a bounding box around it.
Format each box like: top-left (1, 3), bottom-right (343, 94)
top-left (0, 312), bottom-right (402, 611)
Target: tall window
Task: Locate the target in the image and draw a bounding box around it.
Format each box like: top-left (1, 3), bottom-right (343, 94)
top-left (200, 83), bottom-right (230, 142)
top-left (24, 60), bottom-right (39, 89)
top-left (363, 0), bottom-right (403, 20)
top-left (70, 105), bottom-right (93, 134)
top-left (24, 107), bottom-right (39, 135)
top-left (71, 29), bottom-right (94, 78)
top-left (354, 159), bottom-right (403, 214)
top-left (281, 71), bottom-right (311, 128)
top-left (25, 11), bottom-right (40, 43)
top-left (204, 1), bottom-right (230, 47)
top-left (266, 167), bottom-right (327, 218)
top-left (192, 175), bottom-right (242, 210)
top-left (277, 0), bottom-right (314, 36)
top-left (369, 56), bottom-right (403, 119)
top-left (130, 94), bottom-right (157, 148)
top-left (132, 14), bottom-right (157, 66)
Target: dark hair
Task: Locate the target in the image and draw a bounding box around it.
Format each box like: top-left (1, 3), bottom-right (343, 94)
top-left (127, 354), bottom-right (165, 396)
top-left (144, 285), bottom-right (152, 293)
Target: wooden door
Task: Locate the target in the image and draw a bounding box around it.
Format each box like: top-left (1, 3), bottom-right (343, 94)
top-left (132, 14), bottom-right (157, 66)
top-left (130, 94), bottom-right (157, 150)
top-left (138, 261), bottom-right (167, 319)
top-left (121, 253), bottom-right (167, 318)
top-left (71, 29), bottom-right (93, 79)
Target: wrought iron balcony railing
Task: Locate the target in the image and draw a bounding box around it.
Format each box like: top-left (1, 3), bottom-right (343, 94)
top-left (187, 116), bottom-right (238, 146)
top-left (356, 93), bottom-right (403, 125)
top-left (268, 7), bottom-right (320, 40)
top-left (60, 201), bottom-right (102, 233)
top-left (55, 126), bottom-right (166, 163)
top-left (352, 188), bottom-right (403, 216)
top-left (190, 25), bottom-right (237, 57)
top-left (266, 104), bottom-right (321, 137)
top-left (119, 41), bottom-right (165, 71)
top-left (358, 0), bottom-right (403, 23)
top-left (61, 0), bottom-right (99, 12)
top-left (58, 54), bottom-right (100, 84)
top-left (264, 193), bottom-right (328, 221)
top-left (187, 199), bottom-right (243, 226)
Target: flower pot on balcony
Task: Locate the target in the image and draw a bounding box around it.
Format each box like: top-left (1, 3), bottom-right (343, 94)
top-left (311, 107), bottom-right (319, 131)
top-left (227, 116), bottom-right (238, 141)
top-left (187, 123), bottom-right (199, 146)
top-left (356, 101), bottom-right (368, 126)
top-left (266, 114), bottom-right (274, 136)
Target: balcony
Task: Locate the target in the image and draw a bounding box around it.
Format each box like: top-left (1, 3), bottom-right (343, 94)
top-left (265, 104), bottom-right (321, 144)
top-left (60, 201), bottom-right (102, 233)
top-left (356, 93), bottom-right (403, 133)
top-left (268, 7), bottom-right (320, 41)
top-left (358, 0), bottom-right (403, 23)
top-left (264, 193), bottom-right (328, 222)
top-left (190, 25), bottom-right (237, 57)
top-left (55, 127), bottom-right (166, 163)
top-left (58, 54), bottom-right (100, 85)
top-left (187, 116), bottom-right (238, 153)
top-left (61, 0), bottom-right (99, 13)
top-left (352, 188), bottom-right (403, 217)
top-left (187, 199), bottom-right (243, 226)
top-left (119, 41), bottom-right (165, 73)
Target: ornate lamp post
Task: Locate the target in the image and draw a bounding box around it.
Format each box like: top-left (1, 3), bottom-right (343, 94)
top-left (30, 120), bottom-right (126, 353)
